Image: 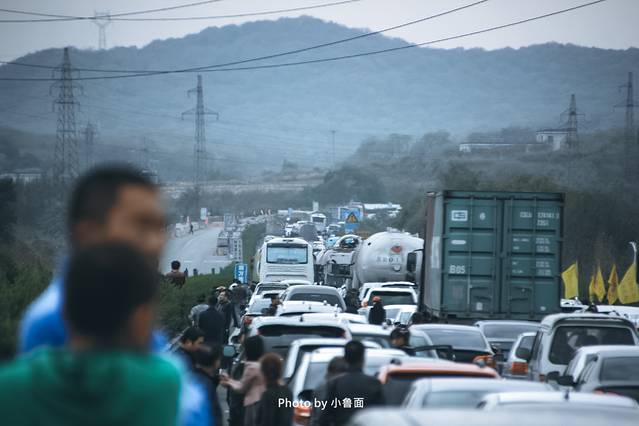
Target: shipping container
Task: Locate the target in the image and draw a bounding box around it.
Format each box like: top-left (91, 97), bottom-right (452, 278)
top-left (420, 190), bottom-right (563, 321)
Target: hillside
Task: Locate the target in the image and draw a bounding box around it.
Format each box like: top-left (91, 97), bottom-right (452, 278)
top-left (1, 16), bottom-right (638, 175)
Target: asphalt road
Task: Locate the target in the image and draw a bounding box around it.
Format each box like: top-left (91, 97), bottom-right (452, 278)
top-left (161, 225), bottom-right (231, 274)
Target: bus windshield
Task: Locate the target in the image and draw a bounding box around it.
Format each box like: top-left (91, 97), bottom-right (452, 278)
top-left (266, 244), bottom-right (308, 264)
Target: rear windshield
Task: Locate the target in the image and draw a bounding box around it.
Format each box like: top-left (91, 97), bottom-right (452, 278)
top-left (370, 291), bottom-right (415, 306)
top-left (482, 323), bottom-right (540, 339)
top-left (258, 326), bottom-right (344, 357)
top-left (424, 390), bottom-right (491, 408)
top-left (423, 329), bottom-right (487, 350)
top-left (248, 299), bottom-right (271, 314)
top-left (304, 362), bottom-right (329, 390)
top-left (600, 357), bottom-right (639, 381)
top-left (549, 325), bottom-right (635, 365)
top-left (289, 292), bottom-right (342, 306)
top-left (353, 333), bottom-right (391, 348)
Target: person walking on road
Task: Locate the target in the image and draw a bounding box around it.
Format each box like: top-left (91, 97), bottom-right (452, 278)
top-left (189, 222), bottom-right (194, 234)
top-left (221, 336), bottom-right (266, 426)
top-left (216, 290), bottom-right (236, 343)
top-left (368, 296), bottom-right (386, 325)
top-left (189, 295), bottom-right (209, 326)
top-left (231, 281), bottom-right (249, 325)
top-left (166, 260), bottom-right (186, 288)
top-left (198, 296), bottom-right (226, 346)
top-left (257, 353), bottom-right (293, 426)
top-left (194, 345), bottom-right (224, 426)
top-left (174, 327), bottom-right (205, 371)
top-left (390, 326), bottom-right (416, 356)
top-left (317, 341), bottom-right (385, 426)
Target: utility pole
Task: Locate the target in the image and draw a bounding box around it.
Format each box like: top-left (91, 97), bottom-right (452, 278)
top-left (616, 72), bottom-right (638, 182)
top-left (182, 75), bottom-right (218, 212)
top-left (561, 94), bottom-right (580, 149)
top-left (331, 129), bottom-right (336, 169)
top-left (81, 122), bottom-right (97, 170)
top-left (93, 11), bottom-right (111, 50)
top-left (50, 47), bottom-right (81, 184)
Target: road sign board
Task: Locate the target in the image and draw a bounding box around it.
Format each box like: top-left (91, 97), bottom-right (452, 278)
top-left (234, 263), bottom-right (248, 284)
top-left (342, 208), bottom-right (362, 233)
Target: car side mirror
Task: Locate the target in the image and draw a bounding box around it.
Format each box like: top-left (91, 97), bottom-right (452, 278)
top-left (515, 346), bottom-right (531, 361)
top-left (557, 375), bottom-right (576, 387)
top-left (298, 389), bottom-right (314, 402)
top-left (545, 371), bottom-right (561, 383)
top-left (223, 345), bottom-right (237, 358)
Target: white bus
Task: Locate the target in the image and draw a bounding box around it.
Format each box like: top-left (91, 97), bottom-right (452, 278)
top-left (257, 237), bottom-right (314, 283)
top-left (310, 212), bottom-right (327, 233)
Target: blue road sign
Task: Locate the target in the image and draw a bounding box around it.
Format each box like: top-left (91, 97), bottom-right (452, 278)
top-left (234, 263), bottom-right (248, 284)
top-left (342, 208), bottom-right (361, 234)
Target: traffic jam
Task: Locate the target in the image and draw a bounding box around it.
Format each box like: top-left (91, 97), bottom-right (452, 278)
top-left (219, 192), bottom-right (639, 426)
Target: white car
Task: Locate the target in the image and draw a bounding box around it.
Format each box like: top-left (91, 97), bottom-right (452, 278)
top-left (276, 300), bottom-right (342, 317)
top-left (361, 287), bottom-right (417, 308)
top-left (358, 281), bottom-right (417, 302)
top-left (502, 332), bottom-right (536, 379)
top-left (478, 391), bottom-right (639, 411)
top-left (300, 312), bottom-right (368, 324)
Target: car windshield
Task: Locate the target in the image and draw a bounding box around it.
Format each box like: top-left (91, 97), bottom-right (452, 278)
top-left (258, 326), bottom-right (345, 357)
top-left (482, 323), bottom-right (540, 339)
top-left (409, 333), bottom-right (437, 358)
top-left (422, 328), bottom-right (487, 350)
top-left (353, 333), bottom-right (391, 348)
top-left (303, 361), bottom-right (330, 390)
top-left (257, 285), bottom-right (286, 294)
top-left (385, 308), bottom-right (401, 319)
top-left (266, 244), bottom-right (308, 264)
top-left (370, 291), bottom-right (414, 305)
top-left (248, 299), bottom-right (271, 314)
top-left (549, 325), bottom-right (635, 365)
top-left (600, 357), bottom-right (639, 381)
top-left (289, 293), bottom-right (341, 306)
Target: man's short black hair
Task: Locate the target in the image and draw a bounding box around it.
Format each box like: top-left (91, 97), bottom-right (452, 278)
top-left (171, 260), bottom-right (181, 270)
top-left (344, 340), bottom-right (365, 366)
top-left (180, 326), bottom-right (205, 344)
top-left (64, 242), bottom-right (159, 342)
top-left (244, 335), bottom-right (265, 362)
top-left (68, 164), bottom-right (156, 233)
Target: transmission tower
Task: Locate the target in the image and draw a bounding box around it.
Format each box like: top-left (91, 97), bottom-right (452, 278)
top-left (81, 122), bottom-right (97, 170)
top-left (182, 75), bottom-right (218, 210)
top-left (50, 47), bottom-right (82, 184)
top-left (615, 72), bottom-right (638, 182)
top-left (560, 94), bottom-right (582, 149)
top-left (93, 11), bottom-right (112, 50)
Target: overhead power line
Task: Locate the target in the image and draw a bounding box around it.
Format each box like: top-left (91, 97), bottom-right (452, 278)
top-left (1, 0), bottom-right (488, 74)
top-left (0, 0), bottom-right (607, 82)
top-left (0, 0), bottom-right (361, 23)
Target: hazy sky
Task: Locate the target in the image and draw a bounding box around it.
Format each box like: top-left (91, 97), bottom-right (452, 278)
top-left (1, 0), bottom-right (637, 61)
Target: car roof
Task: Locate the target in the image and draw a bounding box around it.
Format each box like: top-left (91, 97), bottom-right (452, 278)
top-left (369, 287), bottom-right (416, 293)
top-left (266, 237), bottom-right (309, 245)
top-left (290, 337), bottom-right (348, 348)
top-left (251, 315), bottom-right (349, 329)
top-left (474, 320), bottom-right (540, 327)
top-left (540, 313), bottom-right (637, 329)
top-left (308, 347), bottom-right (408, 362)
top-left (348, 323), bottom-right (392, 335)
top-left (573, 344), bottom-right (639, 357)
top-left (302, 312), bottom-right (367, 323)
top-left (413, 377), bottom-right (548, 392)
top-left (378, 361), bottom-right (498, 380)
top-left (348, 408), bottom-right (639, 426)
top-left (384, 304), bottom-right (417, 310)
top-left (286, 285), bottom-right (340, 293)
top-left (413, 324), bottom-right (485, 332)
top-left (483, 391), bottom-right (638, 408)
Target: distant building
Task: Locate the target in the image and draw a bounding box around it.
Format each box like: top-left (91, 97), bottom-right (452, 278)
top-left (0, 168), bottom-right (43, 183)
top-left (535, 128), bottom-right (569, 151)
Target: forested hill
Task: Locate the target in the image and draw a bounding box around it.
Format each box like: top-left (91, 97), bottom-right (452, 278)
top-left (1, 16), bottom-right (638, 171)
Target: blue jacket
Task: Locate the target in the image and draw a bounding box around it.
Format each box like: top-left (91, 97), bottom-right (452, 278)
top-left (19, 274), bottom-right (212, 426)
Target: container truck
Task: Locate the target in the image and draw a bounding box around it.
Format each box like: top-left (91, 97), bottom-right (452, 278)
top-left (419, 190), bottom-right (564, 321)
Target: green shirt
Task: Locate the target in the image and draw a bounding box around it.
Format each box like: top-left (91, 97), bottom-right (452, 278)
top-left (0, 348), bottom-right (182, 426)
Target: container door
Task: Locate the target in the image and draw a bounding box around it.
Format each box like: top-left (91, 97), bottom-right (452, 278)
top-left (442, 197), bottom-right (501, 316)
top-left (501, 198), bottom-right (562, 317)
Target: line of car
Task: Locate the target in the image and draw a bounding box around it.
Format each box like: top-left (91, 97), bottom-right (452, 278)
top-left (225, 280), bottom-right (639, 426)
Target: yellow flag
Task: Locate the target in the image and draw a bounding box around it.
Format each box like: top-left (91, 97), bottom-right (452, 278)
top-left (587, 273), bottom-right (596, 302)
top-left (618, 262), bottom-right (639, 304)
top-left (593, 266), bottom-right (606, 302)
top-left (562, 262), bottom-right (579, 299)
top-left (608, 264), bottom-right (619, 304)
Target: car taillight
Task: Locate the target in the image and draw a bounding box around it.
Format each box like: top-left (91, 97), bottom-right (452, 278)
top-left (595, 389), bottom-right (619, 396)
top-left (510, 361), bottom-right (528, 375)
top-left (294, 404), bottom-right (312, 425)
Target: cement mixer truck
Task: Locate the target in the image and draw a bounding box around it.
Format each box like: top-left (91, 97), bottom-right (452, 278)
top-left (350, 231), bottom-right (423, 290)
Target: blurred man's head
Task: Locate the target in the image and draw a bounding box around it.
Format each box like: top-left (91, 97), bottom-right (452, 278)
top-left (269, 294), bottom-right (280, 306)
top-left (390, 327), bottom-right (410, 347)
top-left (69, 165), bottom-right (165, 266)
top-left (326, 356), bottom-right (348, 379)
top-left (63, 242), bottom-right (159, 351)
top-left (171, 260), bottom-right (181, 271)
top-left (180, 327), bottom-right (205, 352)
top-left (194, 344), bottom-right (222, 373)
top-left (344, 340), bottom-right (365, 369)
top-left (218, 291), bottom-right (229, 303)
